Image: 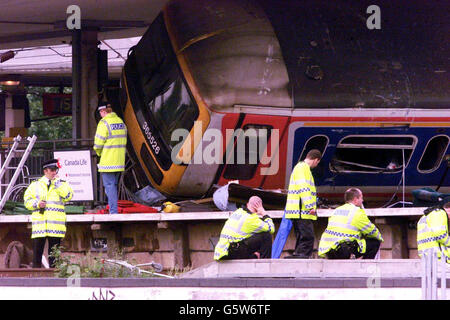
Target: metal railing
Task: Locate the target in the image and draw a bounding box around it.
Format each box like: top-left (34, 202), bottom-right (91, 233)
top-left (421, 250), bottom-right (448, 300)
top-left (0, 137), bottom-right (104, 204)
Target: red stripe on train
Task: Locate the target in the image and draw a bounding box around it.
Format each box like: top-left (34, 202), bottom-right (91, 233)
top-left (290, 117), bottom-right (450, 122)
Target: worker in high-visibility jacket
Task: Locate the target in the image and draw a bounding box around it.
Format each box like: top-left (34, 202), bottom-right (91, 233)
top-left (284, 149), bottom-right (321, 259)
top-left (417, 202), bottom-right (450, 263)
top-left (318, 188), bottom-right (383, 259)
top-left (214, 196), bottom-right (275, 260)
top-left (24, 159), bottom-right (73, 268)
top-left (94, 103), bottom-right (127, 214)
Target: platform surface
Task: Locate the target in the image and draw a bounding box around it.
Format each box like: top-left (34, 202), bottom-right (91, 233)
top-left (0, 207), bottom-right (426, 223)
top-left (181, 259), bottom-right (449, 279)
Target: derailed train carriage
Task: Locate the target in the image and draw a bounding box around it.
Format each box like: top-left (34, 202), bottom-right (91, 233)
top-left (119, 0), bottom-right (450, 203)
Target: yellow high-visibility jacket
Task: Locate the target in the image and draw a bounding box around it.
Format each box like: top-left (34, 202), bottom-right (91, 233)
top-left (93, 112), bottom-right (127, 172)
top-left (24, 176), bottom-right (73, 239)
top-left (214, 208), bottom-right (275, 260)
top-left (318, 203), bottom-right (383, 257)
top-left (417, 208), bottom-right (450, 263)
top-left (285, 161), bottom-right (317, 220)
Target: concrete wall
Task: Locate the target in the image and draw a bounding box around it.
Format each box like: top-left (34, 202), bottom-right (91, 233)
top-left (0, 215), bottom-right (422, 270)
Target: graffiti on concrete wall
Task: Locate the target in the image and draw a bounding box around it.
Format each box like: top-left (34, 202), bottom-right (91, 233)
top-left (88, 288), bottom-right (116, 300)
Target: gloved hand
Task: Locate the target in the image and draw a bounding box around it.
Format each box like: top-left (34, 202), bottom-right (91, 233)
top-left (53, 179), bottom-right (62, 189)
top-left (53, 179), bottom-right (68, 196)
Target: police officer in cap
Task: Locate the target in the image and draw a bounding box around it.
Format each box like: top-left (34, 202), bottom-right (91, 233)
top-left (24, 159), bottom-right (73, 268)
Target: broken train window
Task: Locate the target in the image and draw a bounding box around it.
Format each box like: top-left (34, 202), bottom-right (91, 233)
top-left (330, 135), bottom-right (417, 173)
top-left (299, 135), bottom-right (329, 162)
top-left (223, 124), bottom-right (273, 180)
top-left (418, 135), bottom-right (449, 173)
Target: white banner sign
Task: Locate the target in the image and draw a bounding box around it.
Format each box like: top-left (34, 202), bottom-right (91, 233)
top-left (54, 150), bottom-right (94, 201)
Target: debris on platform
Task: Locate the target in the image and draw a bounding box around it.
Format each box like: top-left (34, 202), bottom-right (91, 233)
top-left (134, 185), bottom-right (166, 205)
top-left (91, 200), bottom-right (158, 214)
top-left (412, 187), bottom-right (450, 207)
top-left (1, 200), bottom-right (85, 215)
top-left (171, 198), bottom-right (219, 212)
top-left (212, 182), bottom-right (287, 211)
top-left (64, 205), bottom-right (85, 214)
top-left (2, 201), bottom-right (32, 215)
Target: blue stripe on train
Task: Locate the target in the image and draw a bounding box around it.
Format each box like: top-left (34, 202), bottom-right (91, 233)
top-left (291, 126), bottom-right (450, 187)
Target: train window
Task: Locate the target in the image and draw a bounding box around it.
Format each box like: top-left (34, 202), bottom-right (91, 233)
top-left (148, 76), bottom-right (199, 150)
top-left (132, 14), bottom-right (199, 152)
top-left (223, 124), bottom-right (273, 180)
top-left (299, 135), bottom-right (329, 161)
top-left (418, 135), bottom-right (449, 173)
top-left (330, 135), bottom-right (417, 173)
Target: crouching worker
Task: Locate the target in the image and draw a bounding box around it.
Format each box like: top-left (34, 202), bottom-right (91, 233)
top-left (214, 196), bottom-right (275, 260)
top-left (318, 188), bottom-right (383, 259)
top-left (24, 159), bottom-right (74, 268)
top-left (417, 201), bottom-right (450, 263)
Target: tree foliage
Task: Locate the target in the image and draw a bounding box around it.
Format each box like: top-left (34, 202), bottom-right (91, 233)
top-left (27, 86), bottom-right (73, 141)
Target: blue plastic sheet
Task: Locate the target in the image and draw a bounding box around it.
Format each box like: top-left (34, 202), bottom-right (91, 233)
top-left (135, 185), bottom-right (166, 205)
top-left (271, 212), bottom-right (292, 258)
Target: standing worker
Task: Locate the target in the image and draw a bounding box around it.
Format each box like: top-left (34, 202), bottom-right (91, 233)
top-left (284, 149), bottom-right (321, 259)
top-left (417, 201), bottom-right (450, 263)
top-left (214, 196), bottom-right (275, 260)
top-left (24, 159), bottom-right (74, 268)
top-left (94, 102), bottom-right (127, 214)
top-left (318, 188), bottom-right (383, 259)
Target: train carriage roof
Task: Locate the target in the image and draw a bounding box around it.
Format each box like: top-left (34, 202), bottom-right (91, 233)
top-left (163, 0), bottom-right (449, 110)
top-left (258, 0), bottom-right (449, 109)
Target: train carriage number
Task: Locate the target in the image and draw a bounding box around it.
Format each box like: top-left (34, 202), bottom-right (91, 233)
top-left (142, 121), bottom-right (160, 155)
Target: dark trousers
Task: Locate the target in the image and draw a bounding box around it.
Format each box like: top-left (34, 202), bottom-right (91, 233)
top-left (326, 238), bottom-right (381, 259)
top-left (291, 219), bottom-right (315, 258)
top-left (32, 237), bottom-right (61, 268)
top-left (223, 232), bottom-right (272, 260)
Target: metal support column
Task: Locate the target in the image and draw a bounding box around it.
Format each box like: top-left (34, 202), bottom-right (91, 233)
top-left (72, 29), bottom-right (82, 142)
top-left (432, 251), bottom-right (438, 300)
top-left (80, 30), bottom-right (98, 141)
top-left (422, 251), bottom-right (448, 300)
top-left (441, 254), bottom-right (447, 300)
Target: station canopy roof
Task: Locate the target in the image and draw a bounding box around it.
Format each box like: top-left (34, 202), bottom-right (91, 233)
top-left (0, 0), bottom-right (168, 86)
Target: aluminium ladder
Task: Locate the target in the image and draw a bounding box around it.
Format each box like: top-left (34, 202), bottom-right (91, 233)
top-left (0, 135), bottom-right (37, 213)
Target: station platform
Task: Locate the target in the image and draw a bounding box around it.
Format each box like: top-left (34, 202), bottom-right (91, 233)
top-left (0, 206), bottom-right (426, 224)
top-left (180, 258), bottom-right (431, 279)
